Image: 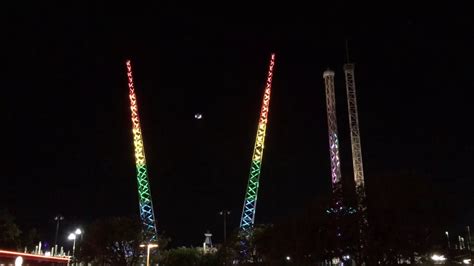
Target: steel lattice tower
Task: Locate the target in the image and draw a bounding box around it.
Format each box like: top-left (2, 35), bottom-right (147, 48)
top-left (240, 53), bottom-right (276, 232)
top-left (344, 63), bottom-right (368, 256)
top-left (126, 60), bottom-right (158, 243)
top-left (323, 69), bottom-right (344, 208)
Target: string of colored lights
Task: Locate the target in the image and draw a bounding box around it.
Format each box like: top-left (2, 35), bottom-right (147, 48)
top-left (240, 53), bottom-right (276, 232)
top-left (126, 60), bottom-right (158, 242)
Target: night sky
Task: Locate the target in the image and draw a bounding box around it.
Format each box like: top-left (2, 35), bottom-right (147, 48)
top-left (2, 2), bottom-right (474, 247)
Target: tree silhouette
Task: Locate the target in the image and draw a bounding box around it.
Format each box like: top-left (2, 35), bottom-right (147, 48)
top-left (77, 217), bottom-right (142, 266)
top-left (0, 209), bottom-right (21, 250)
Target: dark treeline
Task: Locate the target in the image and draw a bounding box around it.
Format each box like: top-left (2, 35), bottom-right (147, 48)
top-left (0, 171), bottom-right (469, 265)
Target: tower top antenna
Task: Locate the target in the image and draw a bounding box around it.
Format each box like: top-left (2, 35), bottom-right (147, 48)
top-left (345, 39), bottom-right (350, 63)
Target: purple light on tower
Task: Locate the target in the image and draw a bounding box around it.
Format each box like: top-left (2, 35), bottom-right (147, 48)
top-left (323, 69), bottom-right (343, 208)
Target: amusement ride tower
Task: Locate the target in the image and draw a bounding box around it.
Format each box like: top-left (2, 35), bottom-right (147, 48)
top-left (344, 62), bottom-right (369, 259)
top-left (126, 60), bottom-right (158, 243)
top-left (239, 54), bottom-right (276, 233)
top-left (323, 69), bottom-right (344, 209)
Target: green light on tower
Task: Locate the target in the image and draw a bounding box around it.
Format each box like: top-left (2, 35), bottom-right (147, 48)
top-left (126, 60), bottom-right (158, 243)
top-left (240, 53), bottom-right (276, 232)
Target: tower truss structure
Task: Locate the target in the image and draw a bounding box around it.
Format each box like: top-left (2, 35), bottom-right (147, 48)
top-left (344, 63), bottom-right (368, 255)
top-left (323, 69), bottom-right (344, 208)
top-left (126, 60), bottom-right (158, 243)
top-left (240, 53), bottom-right (276, 232)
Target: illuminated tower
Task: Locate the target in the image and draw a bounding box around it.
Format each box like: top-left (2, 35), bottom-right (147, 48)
top-left (323, 69), bottom-right (343, 208)
top-left (239, 53), bottom-right (276, 232)
top-left (126, 60), bottom-right (158, 243)
top-left (344, 62), bottom-right (369, 256)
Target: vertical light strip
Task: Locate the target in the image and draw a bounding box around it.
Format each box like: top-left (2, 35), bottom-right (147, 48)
top-left (344, 63), bottom-right (369, 259)
top-left (240, 53), bottom-right (276, 231)
top-left (126, 60), bottom-right (158, 242)
top-left (323, 69), bottom-right (343, 208)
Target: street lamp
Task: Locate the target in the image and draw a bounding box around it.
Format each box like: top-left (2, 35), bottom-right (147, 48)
top-left (74, 228), bottom-right (83, 241)
top-left (68, 228), bottom-right (82, 265)
top-left (140, 244), bottom-right (158, 266)
top-left (446, 231), bottom-right (451, 249)
top-left (68, 233), bottom-right (77, 258)
top-left (54, 215), bottom-right (64, 254)
top-left (219, 210), bottom-right (230, 242)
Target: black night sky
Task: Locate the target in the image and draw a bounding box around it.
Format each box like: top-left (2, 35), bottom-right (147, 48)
top-left (2, 2), bottom-right (474, 248)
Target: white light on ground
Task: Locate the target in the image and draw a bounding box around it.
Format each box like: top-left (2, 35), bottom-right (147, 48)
top-left (431, 254), bottom-right (447, 261)
top-left (285, 256), bottom-right (291, 261)
top-left (464, 259), bottom-right (471, 264)
top-left (194, 113), bottom-right (203, 119)
top-left (140, 244), bottom-right (158, 248)
top-left (15, 256), bottom-right (23, 266)
top-left (44, 251), bottom-right (51, 256)
top-left (75, 228), bottom-right (82, 235)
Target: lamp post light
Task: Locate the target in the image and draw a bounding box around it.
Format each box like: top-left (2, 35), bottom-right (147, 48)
top-left (54, 215), bottom-right (64, 254)
top-left (140, 244), bottom-right (158, 266)
top-left (219, 210), bottom-right (230, 242)
top-left (74, 228), bottom-right (83, 241)
top-left (446, 231), bottom-right (451, 249)
top-left (68, 228), bottom-right (82, 266)
top-left (68, 233), bottom-right (76, 259)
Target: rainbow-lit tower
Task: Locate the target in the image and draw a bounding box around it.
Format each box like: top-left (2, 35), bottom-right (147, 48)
top-left (126, 60), bottom-right (158, 243)
top-left (323, 69), bottom-right (344, 209)
top-left (239, 53), bottom-right (276, 232)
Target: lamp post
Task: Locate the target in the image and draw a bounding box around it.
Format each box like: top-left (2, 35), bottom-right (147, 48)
top-left (68, 233), bottom-right (76, 260)
top-left (446, 231), bottom-right (451, 249)
top-left (219, 210), bottom-right (230, 242)
top-left (140, 244), bottom-right (158, 266)
top-left (54, 215), bottom-right (64, 254)
top-left (68, 228), bottom-right (82, 266)
top-left (467, 226), bottom-right (472, 265)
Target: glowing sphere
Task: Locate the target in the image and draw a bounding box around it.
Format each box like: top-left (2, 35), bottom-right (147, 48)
top-left (15, 256), bottom-right (23, 266)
